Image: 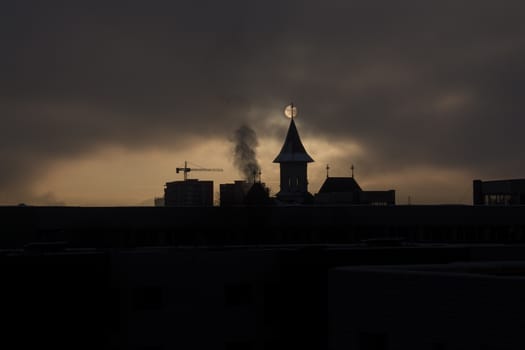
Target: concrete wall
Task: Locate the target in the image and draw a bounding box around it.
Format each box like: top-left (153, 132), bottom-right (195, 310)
top-left (328, 262), bottom-right (525, 350)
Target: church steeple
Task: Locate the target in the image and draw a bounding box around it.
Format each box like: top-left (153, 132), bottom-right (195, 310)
top-left (273, 107), bottom-right (314, 204)
top-left (273, 118), bottom-right (314, 163)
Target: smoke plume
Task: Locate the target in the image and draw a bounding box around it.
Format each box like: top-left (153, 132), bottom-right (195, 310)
top-left (232, 125), bottom-right (261, 182)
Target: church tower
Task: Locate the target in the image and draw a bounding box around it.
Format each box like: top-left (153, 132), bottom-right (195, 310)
top-left (273, 107), bottom-right (314, 203)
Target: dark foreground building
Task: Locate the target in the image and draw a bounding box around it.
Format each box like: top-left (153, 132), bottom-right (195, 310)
top-left (4, 242), bottom-right (525, 349)
top-left (3, 205), bottom-right (525, 349)
top-left (329, 260), bottom-right (525, 350)
top-left (3, 205), bottom-right (525, 247)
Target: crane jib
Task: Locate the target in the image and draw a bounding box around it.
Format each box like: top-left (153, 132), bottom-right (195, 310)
top-left (175, 162), bottom-right (223, 181)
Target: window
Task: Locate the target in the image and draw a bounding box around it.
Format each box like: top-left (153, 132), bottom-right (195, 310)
top-left (484, 193), bottom-right (511, 205)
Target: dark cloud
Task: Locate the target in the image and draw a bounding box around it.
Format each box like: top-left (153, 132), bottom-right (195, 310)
top-left (3, 0), bottom-right (525, 203)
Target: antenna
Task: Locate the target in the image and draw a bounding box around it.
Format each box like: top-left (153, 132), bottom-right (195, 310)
top-left (351, 164), bottom-right (355, 178)
top-left (284, 102), bottom-right (298, 119)
top-left (326, 164), bottom-right (330, 178)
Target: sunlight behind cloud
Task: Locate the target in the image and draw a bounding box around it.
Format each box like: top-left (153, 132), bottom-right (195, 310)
top-left (30, 130), bottom-right (366, 206)
top-left (32, 140), bottom-right (235, 206)
top-left (360, 165), bottom-right (473, 205)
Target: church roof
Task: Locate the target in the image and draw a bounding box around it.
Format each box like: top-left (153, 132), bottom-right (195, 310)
top-left (318, 177), bottom-right (362, 193)
top-left (273, 118), bottom-right (314, 163)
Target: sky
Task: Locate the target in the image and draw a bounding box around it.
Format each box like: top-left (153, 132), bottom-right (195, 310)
top-left (3, 0), bottom-right (525, 206)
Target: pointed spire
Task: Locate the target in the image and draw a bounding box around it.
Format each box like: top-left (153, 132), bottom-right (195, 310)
top-left (273, 118), bottom-right (314, 163)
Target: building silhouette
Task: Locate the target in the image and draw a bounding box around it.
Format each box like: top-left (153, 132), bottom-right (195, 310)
top-left (154, 197), bottom-right (165, 207)
top-left (315, 176), bottom-right (395, 205)
top-left (6, 235), bottom-right (525, 349)
top-left (3, 202), bottom-right (525, 349)
top-left (273, 117), bottom-right (314, 204)
top-left (220, 180), bottom-right (252, 207)
top-left (243, 182), bottom-right (273, 206)
top-left (473, 178), bottom-right (525, 205)
top-left (220, 180), bottom-right (273, 206)
top-left (164, 179), bottom-right (213, 206)
top-left (330, 261), bottom-right (525, 349)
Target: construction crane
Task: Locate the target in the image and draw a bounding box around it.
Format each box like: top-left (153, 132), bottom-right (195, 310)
top-left (176, 160), bottom-right (223, 181)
